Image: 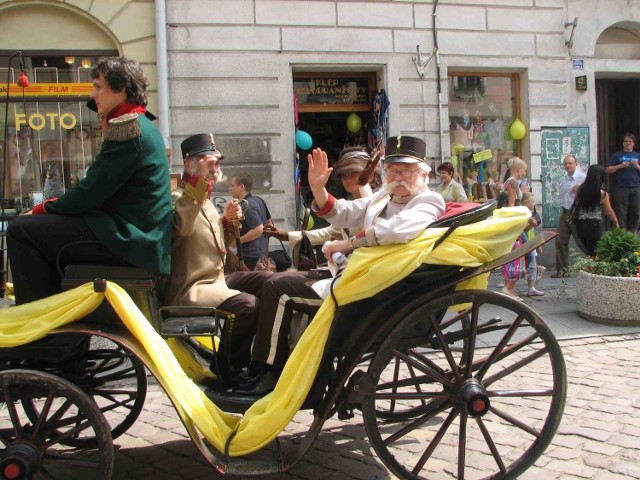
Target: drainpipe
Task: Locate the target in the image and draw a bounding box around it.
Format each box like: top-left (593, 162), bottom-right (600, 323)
top-left (432, 0), bottom-right (444, 164)
top-left (155, 0), bottom-right (170, 147)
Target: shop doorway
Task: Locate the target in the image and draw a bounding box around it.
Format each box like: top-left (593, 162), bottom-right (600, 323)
top-left (596, 78), bottom-right (640, 163)
top-left (293, 71), bottom-right (378, 228)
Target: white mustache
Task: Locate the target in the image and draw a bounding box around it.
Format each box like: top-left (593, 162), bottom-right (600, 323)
top-left (384, 177), bottom-right (426, 195)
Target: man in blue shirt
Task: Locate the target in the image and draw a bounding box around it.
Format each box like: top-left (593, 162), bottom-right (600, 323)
top-left (228, 173), bottom-right (273, 270)
top-left (606, 133), bottom-right (640, 233)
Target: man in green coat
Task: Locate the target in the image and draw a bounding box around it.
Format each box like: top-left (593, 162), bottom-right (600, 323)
top-left (7, 57), bottom-right (172, 304)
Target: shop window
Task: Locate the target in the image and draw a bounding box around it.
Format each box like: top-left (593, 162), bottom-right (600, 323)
top-left (1, 52), bottom-right (114, 212)
top-left (447, 72), bottom-right (521, 201)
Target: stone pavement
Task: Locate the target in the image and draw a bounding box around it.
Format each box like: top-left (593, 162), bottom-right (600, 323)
top-left (106, 273), bottom-right (640, 480)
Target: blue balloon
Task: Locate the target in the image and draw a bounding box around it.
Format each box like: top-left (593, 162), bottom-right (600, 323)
top-left (295, 130), bottom-right (313, 150)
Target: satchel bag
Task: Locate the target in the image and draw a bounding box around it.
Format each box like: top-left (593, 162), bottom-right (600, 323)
top-left (292, 208), bottom-right (318, 271)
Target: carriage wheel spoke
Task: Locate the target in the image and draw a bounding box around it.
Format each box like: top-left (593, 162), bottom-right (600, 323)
top-left (489, 405), bottom-right (541, 437)
top-left (464, 304), bottom-right (480, 378)
top-left (43, 452), bottom-right (103, 469)
top-left (483, 347), bottom-right (548, 388)
top-left (387, 349), bottom-right (453, 388)
top-left (475, 316), bottom-right (524, 380)
top-left (457, 413), bottom-right (468, 480)
top-left (31, 393), bottom-right (56, 440)
top-left (383, 400), bottom-right (450, 445)
top-left (413, 409), bottom-right (458, 475)
top-left (429, 313), bottom-right (463, 383)
top-left (3, 387), bottom-right (23, 439)
top-left (476, 416), bottom-right (507, 473)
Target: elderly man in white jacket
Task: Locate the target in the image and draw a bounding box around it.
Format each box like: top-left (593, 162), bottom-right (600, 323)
top-left (238, 135), bottom-right (445, 395)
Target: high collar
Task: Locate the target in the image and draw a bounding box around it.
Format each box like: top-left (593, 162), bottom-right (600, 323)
top-left (105, 102), bottom-right (147, 122)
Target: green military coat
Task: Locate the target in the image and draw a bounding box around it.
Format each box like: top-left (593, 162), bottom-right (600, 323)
top-left (45, 114), bottom-right (172, 275)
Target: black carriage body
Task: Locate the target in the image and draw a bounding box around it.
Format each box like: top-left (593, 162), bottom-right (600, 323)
top-left (0, 201), bottom-right (567, 480)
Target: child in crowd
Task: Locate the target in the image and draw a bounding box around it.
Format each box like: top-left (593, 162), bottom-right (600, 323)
top-left (522, 192), bottom-right (544, 297)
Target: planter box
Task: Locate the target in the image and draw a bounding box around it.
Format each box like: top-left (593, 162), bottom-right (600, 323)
top-left (576, 270), bottom-right (640, 326)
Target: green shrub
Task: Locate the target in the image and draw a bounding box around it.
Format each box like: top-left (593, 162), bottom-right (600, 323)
top-left (569, 229), bottom-right (640, 278)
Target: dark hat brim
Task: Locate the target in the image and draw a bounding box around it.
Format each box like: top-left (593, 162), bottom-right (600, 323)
top-left (385, 156), bottom-right (422, 164)
top-left (185, 148), bottom-right (224, 160)
top-left (86, 99), bottom-right (157, 121)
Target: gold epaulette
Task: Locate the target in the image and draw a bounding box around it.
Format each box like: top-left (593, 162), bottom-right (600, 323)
top-left (105, 113), bottom-right (142, 142)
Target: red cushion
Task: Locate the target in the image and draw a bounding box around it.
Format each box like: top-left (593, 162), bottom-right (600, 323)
top-left (439, 202), bottom-right (482, 221)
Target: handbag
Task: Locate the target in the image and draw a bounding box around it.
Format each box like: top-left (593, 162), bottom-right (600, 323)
top-left (502, 236), bottom-right (527, 279)
top-left (565, 201), bottom-right (578, 224)
top-left (270, 238), bottom-right (292, 272)
top-left (254, 241), bottom-right (277, 272)
top-left (292, 208), bottom-right (318, 271)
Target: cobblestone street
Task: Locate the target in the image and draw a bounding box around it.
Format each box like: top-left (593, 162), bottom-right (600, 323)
top-left (107, 334), bottom-right (640, 480)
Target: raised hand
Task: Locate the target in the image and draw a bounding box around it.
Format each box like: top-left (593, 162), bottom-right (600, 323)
top-left (307, 148), bottom-right (331, 209)
top-left (307, 148), bottom-right (332, 191)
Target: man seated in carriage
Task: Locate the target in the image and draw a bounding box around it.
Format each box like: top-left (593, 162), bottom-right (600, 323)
top-left (164, 133), bottom-right (277, 384)
top-left (237, 135), bottom-right (446, 395)
top-left (7, 57), bottom-right (172, 305)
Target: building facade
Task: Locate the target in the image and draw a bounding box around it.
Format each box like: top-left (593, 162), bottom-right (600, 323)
top-left (2, 0), bottom-right (640, 229)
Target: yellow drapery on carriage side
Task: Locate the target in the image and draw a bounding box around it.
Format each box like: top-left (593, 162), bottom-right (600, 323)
top-left (0, 207), bottom-right (530, 456)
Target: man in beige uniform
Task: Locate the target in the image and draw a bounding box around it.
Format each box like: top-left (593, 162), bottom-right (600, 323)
top-left (164, 133), bottom-right (270, 382)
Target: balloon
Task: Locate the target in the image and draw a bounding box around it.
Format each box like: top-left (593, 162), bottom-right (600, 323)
top-left (295, 130), bottom-right (313, 150)
top-left (510, 118), bottom-right (527, 140)
top-left (307, 215), bottom-right (314, 230)
top-left (477, 131), bottom-right (489, 142)
top-left (346, 112), bottom-right (362, 133)
top-left (451, 142), bottom-right (465, 155)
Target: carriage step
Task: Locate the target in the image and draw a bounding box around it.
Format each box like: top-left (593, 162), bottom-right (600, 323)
top-left (160, 316), bottom-right (219, 337)
top-left (224, 459), bottom-right (281, 475)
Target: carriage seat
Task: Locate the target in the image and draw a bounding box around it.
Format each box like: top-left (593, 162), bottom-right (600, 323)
top-left (60, 261), bottom-right (230, 340)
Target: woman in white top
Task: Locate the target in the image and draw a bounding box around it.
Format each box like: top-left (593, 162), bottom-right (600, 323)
top-left (436, 161), bottom-right (468, 202)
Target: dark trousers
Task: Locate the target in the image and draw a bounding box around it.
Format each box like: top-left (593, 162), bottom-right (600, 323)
top-left (612, 186), bottom-right (640, 232)
top-left (7, 214), bottom-right (128, 305)
top-left (555, 208), bottom-right (586, 273)
top-left (576, 218), bottom-right (603, 257)
top-left (250, 270), bottom-right (322, 370)
top-left (221, 271), bottom-right (274, 371)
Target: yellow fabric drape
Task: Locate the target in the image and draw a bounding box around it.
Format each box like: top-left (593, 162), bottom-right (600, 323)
top-left (0, 207), bottom-right (529, 457)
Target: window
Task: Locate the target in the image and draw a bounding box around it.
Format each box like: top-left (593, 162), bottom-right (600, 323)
top-left (1, 51), bottom-right (115, 212)
top-left (447, 72), bottom-right (521, 200)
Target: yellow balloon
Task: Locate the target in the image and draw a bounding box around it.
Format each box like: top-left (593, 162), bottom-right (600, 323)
top-left (346, 113), bottom-right (362, 133)
top-left (510, 118), bottom-right (527, 140)
top-left (307, 215), bottom-right (314, 230)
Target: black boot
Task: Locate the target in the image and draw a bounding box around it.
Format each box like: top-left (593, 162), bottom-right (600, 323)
top-left (235, 369), bottom-right (278, 396)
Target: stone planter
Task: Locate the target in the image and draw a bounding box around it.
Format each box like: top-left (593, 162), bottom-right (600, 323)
top-left (576, 270), bottom-right (640, 326)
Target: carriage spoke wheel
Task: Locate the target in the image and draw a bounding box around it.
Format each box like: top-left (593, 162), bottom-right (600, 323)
top-left (0, 369), bottom-right (113, 480)
top-left (363, 290), bottom-right (566, 480)
top-left (23, 337), bottom-right (147, 448)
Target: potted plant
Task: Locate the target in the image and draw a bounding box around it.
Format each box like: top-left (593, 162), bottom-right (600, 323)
top-left (568, 228), bottom-right (640, 325)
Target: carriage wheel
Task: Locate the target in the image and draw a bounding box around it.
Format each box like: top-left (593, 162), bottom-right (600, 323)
top-left (0, 369), bottom-right (114, 480)
top-left (23, 336), bottom-right (147, 448)
top-left (363, 290), bottom-right (566, 480)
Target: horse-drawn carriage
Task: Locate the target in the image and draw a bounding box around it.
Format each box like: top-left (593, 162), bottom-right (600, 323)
top-left (0, 201), bottom-right (566, 480)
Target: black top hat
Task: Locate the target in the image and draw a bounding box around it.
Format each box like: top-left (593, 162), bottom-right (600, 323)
top-left (385, 135), bottom-right (426, 164)
top-left (85, 99), bottom-right (157, 121)
top-left (180, 133), bottom-right (223, 160)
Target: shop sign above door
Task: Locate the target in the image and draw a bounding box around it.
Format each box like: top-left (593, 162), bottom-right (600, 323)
top-left (294, 76), bottom-right (369, 106)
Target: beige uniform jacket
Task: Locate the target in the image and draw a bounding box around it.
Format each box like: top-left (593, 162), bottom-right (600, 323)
top-left (163, 183), bottom-right (239, 307)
